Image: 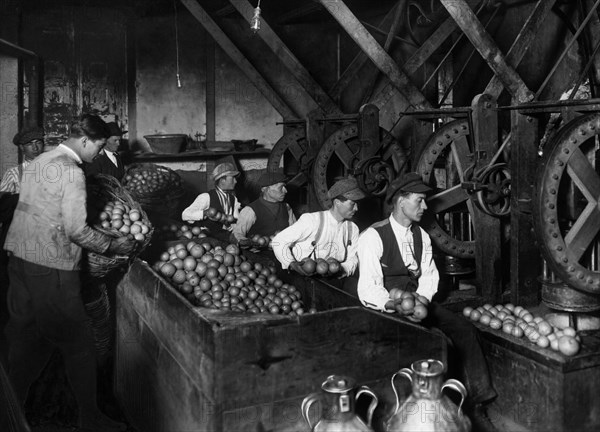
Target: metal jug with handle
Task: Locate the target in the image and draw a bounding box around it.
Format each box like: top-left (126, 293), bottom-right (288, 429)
top-left (386, 359), bottom-right (471, 432)
top-left (301, 375), bottom-right (379, 431)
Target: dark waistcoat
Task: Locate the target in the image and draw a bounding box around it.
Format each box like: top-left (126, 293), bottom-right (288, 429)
top-left (373, 220), bottom-right (423, 292)
top-left (247, 197), bottom-right (289, 237)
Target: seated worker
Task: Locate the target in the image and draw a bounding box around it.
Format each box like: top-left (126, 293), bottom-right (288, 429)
top-left (231, 170), bottom-right (296, 245)
top-left (356, 172), bottom-right (498, 432)
top-left (182, 162), bottom-right (241, 239)
top-left (83, 121), bottom-right (126, 180)
top-left (0, 126), bottom-right (45, 194)
top-left (272, 177), bottom-right (365, 277)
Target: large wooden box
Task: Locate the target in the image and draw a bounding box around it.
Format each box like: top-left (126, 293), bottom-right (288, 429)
top-left (477, 324), bottom-right (600, 432)
top-left (115, 260), bottom-right (447, 432)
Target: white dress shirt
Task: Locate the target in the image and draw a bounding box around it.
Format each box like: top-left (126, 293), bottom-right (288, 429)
top-left (232, 202), bottom-right (296, 241)
top-left (357, 215), bottom-right (439, 312)
top-left (181, 186), bottom-right (241, 229)
top-left (103, 149), bottom-right (119, 167)
top-left (271, 210), bottom-right (359, 275)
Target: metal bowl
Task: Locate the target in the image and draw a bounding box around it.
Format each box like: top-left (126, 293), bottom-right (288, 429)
top-left (144, 134), bottom-right (188, 154)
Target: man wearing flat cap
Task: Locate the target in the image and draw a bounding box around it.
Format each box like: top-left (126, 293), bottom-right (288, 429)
top-left (272, 177), bottom-right (365, 276)
top-left (83, 121), bottom-right (126, 180)
top-left (232, 171), bottom-right (296, 244)
top-left (356, 172), bottom-right (498, 431)
top-left (0, 126), bottom-right (45, 194)
top-left (182, 162), bottom-right (241, 238)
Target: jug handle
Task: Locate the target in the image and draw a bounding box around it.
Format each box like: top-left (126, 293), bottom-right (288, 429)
top-left (441, 379), bottom-right (468, 413)
top-left (390, 368), bottom-right (413, 416)
top-left (301, 392), bottom-right (321, 430)
top-left (355, 386), bottom-right (379, 427)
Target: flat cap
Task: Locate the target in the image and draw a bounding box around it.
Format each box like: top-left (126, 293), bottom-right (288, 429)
top-left (105, 121), bottom-right (127, 136)
top-left (258, 171), bottom-right (287, 188)
top-left (212, 162), bottom-right (240, 181)
top-left (328, 177), bottom-right (366, 201)
top-left (386, 172), bottom-right (432, 203)
top-left (13, 126), bottom-right (44, 146)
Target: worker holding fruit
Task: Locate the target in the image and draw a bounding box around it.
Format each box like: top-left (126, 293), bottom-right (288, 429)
top-left (83, 121), bottom-right (126, 180)
top-left (3, 114), bottom-right (134, 432)
top-left (232, 170), bottom-right (296, 246)
top-left (272, 177), bottom-right (364, 277)
top-left (181, 162), bottom-right (241, 240)
top-left (356, 172), bottom-right (498, 432)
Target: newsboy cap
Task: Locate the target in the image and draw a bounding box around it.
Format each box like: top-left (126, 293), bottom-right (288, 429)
top-left (13, 126), bottom-right (44, 146)
top-left (328, 177), bottom-right (366, 201)
top-left (105, 122), bottom-right (127, 137)
top-left (212, 162), bottom-right (240, 182)
top-left (386, 172), bottom-right (432, 203)
top-left (258, 171), bottom-right (288, 188)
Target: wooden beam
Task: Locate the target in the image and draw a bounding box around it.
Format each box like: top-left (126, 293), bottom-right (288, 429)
top-left (440, 0), bottom-right (534, 104)
top-left (370, 15), bottom-right (458, 108)
top-left (329, 2), bottom-right (403, 102)
top-left (180, 0), bottom-right (297, 119)
top-left (484, 0), bottom-right (557, 98)
top-left (205, 35), bottom-right (216, 142)
top-left (317, 0), bottom-right (430, 109)
top-left (228, 0), bottom-right (341, 115)
top-left (0, 38), bottom-right (36, 58)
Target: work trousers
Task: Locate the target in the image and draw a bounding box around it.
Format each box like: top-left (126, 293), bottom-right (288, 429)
top-left (4, 256), bottom-right (98, 415)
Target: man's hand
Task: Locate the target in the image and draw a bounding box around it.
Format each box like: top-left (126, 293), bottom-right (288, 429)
top-left (108, 235), bottom-right (137, 255)
top-left (289, 261), bottom-right (313, 276)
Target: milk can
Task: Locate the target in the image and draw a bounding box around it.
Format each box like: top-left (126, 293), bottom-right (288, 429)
top-left (301, 375), bottom-right (379, 431)
top-left (386, 359), bottom-right (471, 432)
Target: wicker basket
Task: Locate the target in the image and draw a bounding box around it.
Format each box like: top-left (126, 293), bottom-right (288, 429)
top-left (122, 163), bottom-right (186, 218)
top-left (85, 174), bottom-right (154, 277)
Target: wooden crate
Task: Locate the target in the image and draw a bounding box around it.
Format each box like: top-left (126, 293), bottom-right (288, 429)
top-left (477, 324), bottom-right (600, 432)
top-left (115, 260), bottom-right (447, 432)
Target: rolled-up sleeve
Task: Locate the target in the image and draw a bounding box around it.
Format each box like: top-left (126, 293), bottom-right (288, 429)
top-left (232, 206), bottom-right (256, 241)
top-left (341, 223), bottom-right (360, 276)
top-left (182, 193), bottom-right (210, 222)
top-left (357, 228), bottom-right (392, 312)
top-left (272, 214), bottom-right (315, 269)
top-left (416, 227), bottom-right (439, 301)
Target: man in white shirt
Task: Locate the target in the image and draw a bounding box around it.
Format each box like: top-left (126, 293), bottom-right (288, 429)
top-left (357, 172), bottom-right (498, 432)
top-left (272, 177), bottom-right (364, 276)
top-left (181, 162), bottom-right (241, 240)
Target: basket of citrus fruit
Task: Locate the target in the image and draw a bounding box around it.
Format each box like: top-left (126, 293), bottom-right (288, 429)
top-left (85, 174), bottom-right (154, 277)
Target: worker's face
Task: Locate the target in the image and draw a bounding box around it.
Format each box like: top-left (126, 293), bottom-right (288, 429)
top-left (335, 197), bottom-right (358, 221)
top-left (81, 136), bottom-right (107, 163)
top-left (21, 139), bottom-right (44, 160)
top-left (263, 182), bottom-right (287, 202)
top-left (105, 135), bottom-right (121, 152)
top-left (219, 175), bottom-right (237, 191)
top-left (397, 192), bottom-right (428, 222)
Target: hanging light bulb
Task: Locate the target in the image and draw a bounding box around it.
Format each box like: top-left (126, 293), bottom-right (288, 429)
top-left (250, 0), bottom-right (261, 33)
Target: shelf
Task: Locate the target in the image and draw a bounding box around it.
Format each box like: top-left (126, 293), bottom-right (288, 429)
top-left (131, 148), bottom-right (271, 162)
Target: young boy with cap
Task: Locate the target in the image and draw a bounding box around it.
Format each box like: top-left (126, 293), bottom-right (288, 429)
top-left (0, 126), bottom-right (45, 194)
top-left (182, 162), bottom-right (241, 238)
top-left (272, 177), bottom-right (365, 277)
top-left (232, 170), bottom-right (296, 244)
top-left (356, 172), bottom-right (498, 432)
top-left (83, 121), bottom-right (126, 180)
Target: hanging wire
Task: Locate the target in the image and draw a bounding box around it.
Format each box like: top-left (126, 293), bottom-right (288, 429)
top-left (173, 0), bottom-right (181, 88)
top-left (251, 0), bottom-right (262, 33)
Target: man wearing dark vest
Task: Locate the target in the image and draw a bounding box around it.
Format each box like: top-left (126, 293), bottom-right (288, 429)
top-left (357, 172), bottom-right (498, 432)
top-left (182, 162), bottom-right (240, 239)
top-left (232, 171), bottom-right (296, 245)
top-left (83, 122), bottom-right (126, 181)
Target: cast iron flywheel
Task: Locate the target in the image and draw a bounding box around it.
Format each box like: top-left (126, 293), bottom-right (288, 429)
top-left (267, 127), bottom-right (311, 187)
top-left (533, 112), bottom-right (600, 294)
top-left (312, 124), bottom-right (408, 210)
top-left (415, 119), bottom-right (476, 259)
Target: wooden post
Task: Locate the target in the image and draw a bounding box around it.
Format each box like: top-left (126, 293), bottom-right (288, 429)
top-left (440, 0), bottom-right (534, 103)
top-left (510, 106), bottom-right (541, 307)
top-left (205, 34), bottom-right (216, 142)
top-left (471, 94), bottom-right (502, 301)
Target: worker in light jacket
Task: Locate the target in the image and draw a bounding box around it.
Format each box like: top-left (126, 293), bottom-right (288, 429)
top-left (182, 162), bottom-right (241, 239)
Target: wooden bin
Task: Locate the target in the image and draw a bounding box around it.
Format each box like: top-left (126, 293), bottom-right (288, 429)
top-left (115, 260), bottom-right (447, 432)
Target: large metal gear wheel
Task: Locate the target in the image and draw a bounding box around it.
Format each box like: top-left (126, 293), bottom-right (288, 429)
top-left (267, 127), bottom-right (311, 185)
top-left (533, 113), bottom-right (600, 294)
top-left (312, 124), bottom-right (408, 210)
top-left (416, 119), bottom-right (476, 259)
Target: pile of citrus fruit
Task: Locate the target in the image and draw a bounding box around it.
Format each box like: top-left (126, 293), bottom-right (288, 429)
top-left (95, 199), bottom-right (151, 243)
top-left (205, 207), bottom-right (236, 225)
top-left (292, 257), bottom-right (342, 277)
top-left (153, 241), bottom-right (314, 316)
top-left (157, 223), bottom-right (208, 240)
top-left (389, 288), bottom-right (429, 321)
top-left (464, 303), bottom-right (581, 356)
